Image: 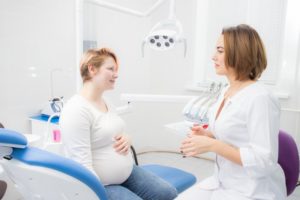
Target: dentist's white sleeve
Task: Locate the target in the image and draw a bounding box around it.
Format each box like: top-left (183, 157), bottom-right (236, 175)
top-left (239, 93), bottom-right (280, 178)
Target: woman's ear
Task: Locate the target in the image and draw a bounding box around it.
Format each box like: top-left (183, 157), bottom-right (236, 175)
top-left (87, 64), bottom-right (98, 76)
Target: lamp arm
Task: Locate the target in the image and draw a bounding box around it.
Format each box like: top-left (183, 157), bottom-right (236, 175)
top-left (86, 0), bottom-right (167, 17)
top-left (141, 40), bottom-right (146, 57)
top-left (168, 0), bottom-right (176, 20)
top-left (183, 38), bottom-right (187, 57)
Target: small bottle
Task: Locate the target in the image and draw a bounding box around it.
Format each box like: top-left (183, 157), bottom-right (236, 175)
top-left (52, 129), bottom-right (61, 142)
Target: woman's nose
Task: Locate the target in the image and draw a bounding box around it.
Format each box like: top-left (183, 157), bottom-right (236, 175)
top-left (212, 53), bottom-right (217, 61)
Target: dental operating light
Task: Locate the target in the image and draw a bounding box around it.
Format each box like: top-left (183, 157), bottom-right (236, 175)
top-left (142, 0), bottom-right (186, 57)
top-left (85, 0), bottom-right (185, 57)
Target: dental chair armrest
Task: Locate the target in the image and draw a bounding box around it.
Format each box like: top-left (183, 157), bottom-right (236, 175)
top-left (0, 128), bottom-right (27, 158)
top-left (0, 128), bottom-right (28, 148)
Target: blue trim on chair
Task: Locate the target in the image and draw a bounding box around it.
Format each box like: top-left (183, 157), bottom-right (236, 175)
top-left (0, 129), bottom-right (27, 148)
top-left (30, 114), bottom-right (59, 124)
top-left (142, 164), bottom-right (197, 193)
top-left (12, 147), bottom-right (107, 200)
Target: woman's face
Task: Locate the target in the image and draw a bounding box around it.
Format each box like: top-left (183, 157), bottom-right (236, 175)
top-left (212, 35), bottom-right (236, 79)
top-left (92, 57), bottom-right (118, 90)
top-left (212, 35), bottom-right (227, 76)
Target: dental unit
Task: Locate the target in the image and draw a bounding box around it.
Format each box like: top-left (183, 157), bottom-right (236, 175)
top-left (121, 82), bottom-right (226, 133)
top-left (182, 83), bottom-right (225, 127)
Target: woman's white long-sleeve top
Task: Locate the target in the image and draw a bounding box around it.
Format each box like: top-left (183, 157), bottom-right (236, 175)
top-left (59, 95), bottom-right (133, 185)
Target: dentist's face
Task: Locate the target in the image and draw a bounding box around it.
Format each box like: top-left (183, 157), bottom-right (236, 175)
top-left (212, 35), bottom-right (227, 76)
top-left (93, 57), bottom-right (118, 90)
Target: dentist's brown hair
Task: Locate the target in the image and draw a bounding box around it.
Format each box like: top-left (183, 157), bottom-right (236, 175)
top-left (222, 24), bottom-right (267, 81)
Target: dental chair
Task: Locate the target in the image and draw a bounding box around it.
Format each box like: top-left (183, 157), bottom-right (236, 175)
top-left (278, 130), bottom-right (300, 196)
top-left (0, 128), bottom-right (107, 200)
top-left (0, 128), bottom-right (196, 199)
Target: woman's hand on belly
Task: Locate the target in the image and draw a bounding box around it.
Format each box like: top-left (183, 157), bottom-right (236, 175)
top-left (113, 133), bottom-right (131, 155)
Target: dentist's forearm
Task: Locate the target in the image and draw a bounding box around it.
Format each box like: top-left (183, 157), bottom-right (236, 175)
top-left (211, 139), bottom-right (242, 166)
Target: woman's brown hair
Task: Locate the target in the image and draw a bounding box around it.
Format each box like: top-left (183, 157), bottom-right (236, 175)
top-left (222, 24), bottom-right (267, 80)
top-left (80, 48), bottom-right (118, 82)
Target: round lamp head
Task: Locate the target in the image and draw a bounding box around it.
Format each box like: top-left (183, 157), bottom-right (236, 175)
top-left (146, 30), bottom-right (177, 50)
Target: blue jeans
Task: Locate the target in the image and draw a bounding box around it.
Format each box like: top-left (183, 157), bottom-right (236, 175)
top-left (105, 165), bottom-right (178, 200)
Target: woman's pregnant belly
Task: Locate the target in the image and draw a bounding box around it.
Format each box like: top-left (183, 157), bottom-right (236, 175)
top-left (92, 146), bottom-right (133, 185)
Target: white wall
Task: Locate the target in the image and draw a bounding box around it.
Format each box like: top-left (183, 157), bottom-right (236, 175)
top-left (0, 0), bottom-right (77, 134)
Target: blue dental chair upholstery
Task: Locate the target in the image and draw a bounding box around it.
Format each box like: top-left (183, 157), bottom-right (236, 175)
top-left (0, 128), bottom-right (196, 199)
top-left (141, 164), bottom-right (196, 193)
top-left (130, 146), bottom-right (196, 193)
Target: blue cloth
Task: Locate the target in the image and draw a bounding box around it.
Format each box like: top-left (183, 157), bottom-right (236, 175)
top-left (105, 165), bottom-right (178, 200)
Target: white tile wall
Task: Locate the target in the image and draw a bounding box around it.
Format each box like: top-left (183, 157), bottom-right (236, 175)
top-left (0, 0), bottom-right (77, 134)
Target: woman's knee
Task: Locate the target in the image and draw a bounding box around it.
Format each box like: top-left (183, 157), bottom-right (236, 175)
top-left (161, 185), bottom-right (178, 200)
top-left (150, 180), bottom-right (178, 200)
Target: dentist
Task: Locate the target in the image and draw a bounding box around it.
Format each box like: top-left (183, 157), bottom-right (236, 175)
top-left (178, 24), bottom-right (286, 200)
top-left (60, 48), bottom-right (177, 200)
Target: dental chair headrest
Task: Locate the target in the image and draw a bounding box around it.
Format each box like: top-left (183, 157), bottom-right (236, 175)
top-left (0, 128), bottom-right (28, 148)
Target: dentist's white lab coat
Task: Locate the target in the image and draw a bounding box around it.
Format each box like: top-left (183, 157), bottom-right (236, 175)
top-left (177, 82), bottom-right (286, 200)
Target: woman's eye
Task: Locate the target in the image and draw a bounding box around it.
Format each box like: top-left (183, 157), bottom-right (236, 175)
top-left (217, 50), bottom-right (224, 53)
top-left (216, 47), bottom-right (224, 54)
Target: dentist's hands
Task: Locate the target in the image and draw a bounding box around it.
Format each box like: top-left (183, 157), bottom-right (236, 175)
top-left (180, 125), bottom-right (216, 157)
top-left (180, 134), bottom-right (216, 157)
top-left (114, 134), bottom-right (131, 155)
top-left (181, 125), bottom-right (242, 165)
top-left (190, 124), bottom-right (214, 138)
